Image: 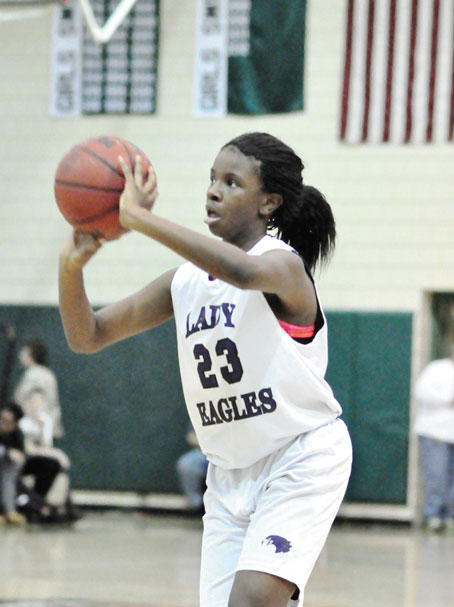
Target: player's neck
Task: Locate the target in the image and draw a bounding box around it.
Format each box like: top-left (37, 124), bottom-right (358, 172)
top-left (225, 228), bottom-right (267, 252)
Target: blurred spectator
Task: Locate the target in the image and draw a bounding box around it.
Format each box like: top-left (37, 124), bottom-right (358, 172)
top-left (0, 402), bottom-right (27, 526)
top-left (414, 346), bottom-right (454, 533)
top-left (20, 388), bottom-right (70, 497)
top-left (14, 338), bottom-right (64, 439)
top-left (19, 388), bottom-right (79, 523)
top-left (176, 424), bottom-right (208, 514)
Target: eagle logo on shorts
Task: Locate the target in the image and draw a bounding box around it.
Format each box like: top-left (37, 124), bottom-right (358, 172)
top-left (261, 535), bottom-right (292, 553)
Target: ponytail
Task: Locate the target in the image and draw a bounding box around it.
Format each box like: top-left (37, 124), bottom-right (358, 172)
top-left (269, 185), bottom-right (336, 272)
top-left (224, 132), bottom-right (336, 271)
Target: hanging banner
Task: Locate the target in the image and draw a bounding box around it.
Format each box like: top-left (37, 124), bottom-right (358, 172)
top-left (50, 0), bottom-right (83, 117)
top-left (193, 0), bottom-right (306, 116)
top-left (192, 0), bottom-right (229, 117)
top-left (50, 0), bottom-right (159, 116)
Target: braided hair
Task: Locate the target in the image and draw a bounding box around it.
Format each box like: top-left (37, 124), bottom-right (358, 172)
top-left (223, 132), bottom-right (336, 271)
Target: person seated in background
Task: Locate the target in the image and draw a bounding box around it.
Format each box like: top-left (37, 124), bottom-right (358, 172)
top-left (14, 337), bottom-right (64, 440)
top-left (19, 388), bottom-right (79, 523)
top-left (20, 388), bottom-right (69, 496)
top-left (0, 402), bottom-right (27, 526)
top-left (176, 424), bottom-right (208, 514)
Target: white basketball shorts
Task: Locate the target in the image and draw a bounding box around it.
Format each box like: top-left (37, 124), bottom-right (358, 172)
top-left (199, 418), bottom-right (352, 607)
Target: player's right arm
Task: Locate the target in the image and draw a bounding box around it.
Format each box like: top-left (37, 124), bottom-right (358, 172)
top-left (59, 231), bottom-right (175, 354)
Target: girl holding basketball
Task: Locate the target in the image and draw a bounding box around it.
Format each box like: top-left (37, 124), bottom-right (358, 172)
top-left (59, 132), bottom-right (352, 607)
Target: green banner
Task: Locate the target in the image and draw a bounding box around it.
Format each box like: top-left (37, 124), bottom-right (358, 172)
top-left (227, 0), bottom-right (306, 115)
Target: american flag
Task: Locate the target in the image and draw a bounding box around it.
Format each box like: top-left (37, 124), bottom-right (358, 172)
top-left (340, 0), bottom-right (454, 143)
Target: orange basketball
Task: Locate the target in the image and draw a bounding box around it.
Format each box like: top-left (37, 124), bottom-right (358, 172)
top-left (54, 135), bottom-right (151, 240)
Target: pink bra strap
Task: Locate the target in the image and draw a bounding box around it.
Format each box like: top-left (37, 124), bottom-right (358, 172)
top-left (278, 319), bottom-right (315, 339)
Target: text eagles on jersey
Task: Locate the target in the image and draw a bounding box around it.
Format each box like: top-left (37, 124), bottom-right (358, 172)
top-left (196, 387), bottom-right (277, 426)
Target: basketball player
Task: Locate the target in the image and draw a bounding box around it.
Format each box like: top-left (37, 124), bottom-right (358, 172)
top-left (59, 132), bottom-right (352, 607)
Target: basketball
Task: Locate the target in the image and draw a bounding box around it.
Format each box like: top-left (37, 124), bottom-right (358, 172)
top-left (54, 135), bottom-right (151, 240)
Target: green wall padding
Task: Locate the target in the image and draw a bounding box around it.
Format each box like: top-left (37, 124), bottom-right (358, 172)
top-left (0, 306), bottom-right (412, 503)
top-left (0, 305), bottom-right (187, 492)
top-left (326, 312), bottom-right (412, 504)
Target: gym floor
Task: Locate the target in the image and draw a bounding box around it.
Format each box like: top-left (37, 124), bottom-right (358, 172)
top-left (0, 510), bottom-right (453, 607)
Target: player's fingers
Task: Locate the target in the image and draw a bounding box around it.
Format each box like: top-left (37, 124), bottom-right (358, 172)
top-left (62, 230), bottom-right (103, 271)
top-left (145, 163), bottom-right (157, 189)
top-left (118, 156), bottom-right (132, 179)
top-left (143, 180), bottom-right (158, 196)
top-left (74, 230), bottom-right (103, 252)
top-left (134, 155), bottom-right (143, 187)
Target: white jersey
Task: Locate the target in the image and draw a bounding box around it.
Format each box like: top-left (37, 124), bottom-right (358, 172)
top-left (413, 358), bottom-right (454, 443)
top-left (171, 235), bottom-right (342, 469)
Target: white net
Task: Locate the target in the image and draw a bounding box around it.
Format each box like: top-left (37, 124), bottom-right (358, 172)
top-left (77, 0), bottom-right (139, 43)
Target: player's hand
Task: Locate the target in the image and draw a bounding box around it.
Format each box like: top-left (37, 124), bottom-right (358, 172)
top-left (118, 155), bottom-right (158, 228)
top-left (60, 230), bottom-right (104, 272)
